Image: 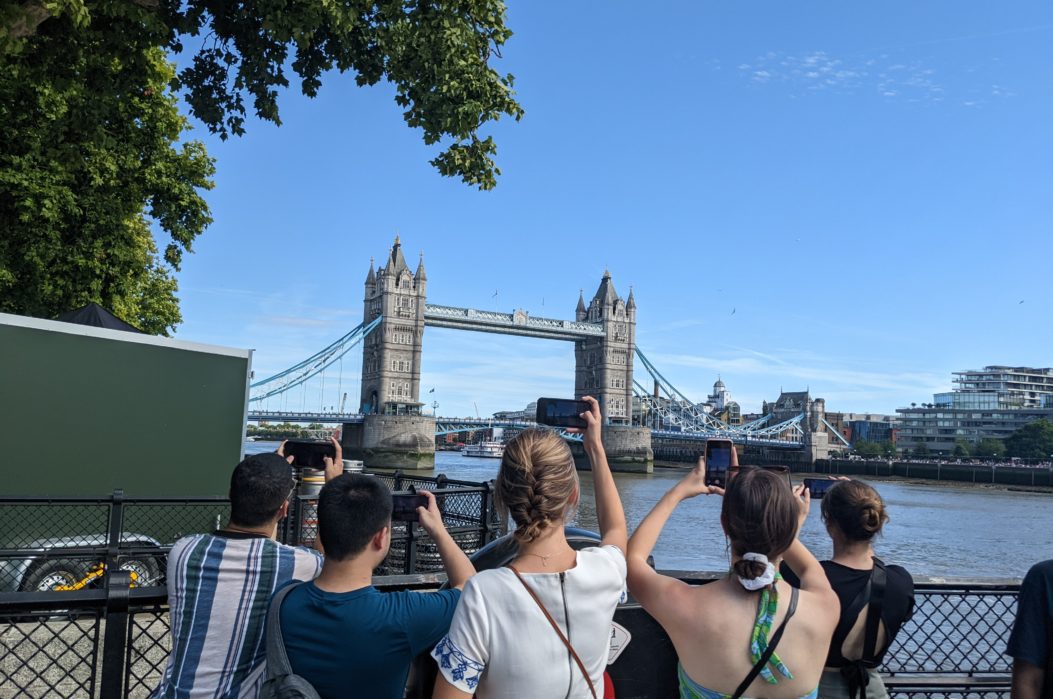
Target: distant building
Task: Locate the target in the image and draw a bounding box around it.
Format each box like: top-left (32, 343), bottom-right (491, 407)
top-left (493, 402), bottom-right (537, 422)
top-left (897, 366), bottom-right (1053, 454)
top-left (825, 412), bottom-right (899, 445)
top-left (701, 377), bottom-right (741, 424)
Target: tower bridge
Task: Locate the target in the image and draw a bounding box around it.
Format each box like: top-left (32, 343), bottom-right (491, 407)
top-left (247, 237), bottom-right (846, 471)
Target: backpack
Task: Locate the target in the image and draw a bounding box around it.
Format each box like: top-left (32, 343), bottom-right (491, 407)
top-left (259, 582), bottom-right (322, 699)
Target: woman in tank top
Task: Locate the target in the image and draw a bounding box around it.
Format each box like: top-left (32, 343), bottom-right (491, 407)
top-left (627, 457), bottom-right (839, 699)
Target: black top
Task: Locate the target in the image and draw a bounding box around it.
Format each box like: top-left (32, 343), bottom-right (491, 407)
top-left (781, 559), bottom-right (915, 667)
top-left (1006, 559), bottom-right (1053, 699)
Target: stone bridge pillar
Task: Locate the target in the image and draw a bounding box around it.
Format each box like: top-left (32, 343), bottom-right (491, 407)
top-left (355, 237), bottom-right (434, 469)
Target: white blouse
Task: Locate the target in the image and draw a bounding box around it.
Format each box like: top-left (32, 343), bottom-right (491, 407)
top-left (432, 545), bottom-right (627, 698)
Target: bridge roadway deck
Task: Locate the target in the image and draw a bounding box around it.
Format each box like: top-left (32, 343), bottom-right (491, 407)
top-left (246, 411), bottom-right (807, 448)
top-left (423, 303), bottom-right (606, 340)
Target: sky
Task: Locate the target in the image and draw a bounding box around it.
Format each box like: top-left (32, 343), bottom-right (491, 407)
top-left (169, 1), bottom-right (1053, 419)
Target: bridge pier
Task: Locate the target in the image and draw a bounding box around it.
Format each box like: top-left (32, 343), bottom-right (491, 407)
top-left (572, 425), bottom-right (653, 474)
top-left (342, 415), bottom-right (436, 470)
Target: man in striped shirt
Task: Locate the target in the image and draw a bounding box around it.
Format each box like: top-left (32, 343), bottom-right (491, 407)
top-left (152, 445), bottom-right (337, 698)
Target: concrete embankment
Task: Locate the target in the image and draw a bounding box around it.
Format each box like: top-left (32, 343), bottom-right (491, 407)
top-left (814, 459), bottom-right (1053, 488)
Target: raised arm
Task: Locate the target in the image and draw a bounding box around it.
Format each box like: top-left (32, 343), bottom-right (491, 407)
top-left (784, 485), bottom-right (835, 598)
top-left (417, 490), bottom-right (476, 589)
top-left (578, 395), bottom-right (628, 552)
top-left (627, 456), bottom-right (721, 622)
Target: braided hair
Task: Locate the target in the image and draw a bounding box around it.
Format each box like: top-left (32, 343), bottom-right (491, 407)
top-left (495, 428), bottom-right (579, 544)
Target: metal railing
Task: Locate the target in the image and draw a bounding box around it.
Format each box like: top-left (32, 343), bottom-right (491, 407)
top-left (0, 572), bottom-right (1020, 698)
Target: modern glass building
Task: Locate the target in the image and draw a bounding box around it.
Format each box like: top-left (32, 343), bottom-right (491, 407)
top-left (897, 366), bottom-right (1053, 454)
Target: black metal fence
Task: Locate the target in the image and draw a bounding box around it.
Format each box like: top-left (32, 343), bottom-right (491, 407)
top-left (0, 573), bottom-right (1021, 698)
top-left (282, 472), bottom-right (504, 576)
top-left (0, 473), bottom-right (504, 593)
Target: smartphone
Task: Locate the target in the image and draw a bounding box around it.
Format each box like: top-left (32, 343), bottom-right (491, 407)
top-left (705, 439), bottom-right (733, 487)
top-left (283, 440), bottom-right (335, 468)
top-left (392, 493), bottom-right (429, 522)
top-left (536, 398), bottom-right (590, 429)
top-left (803, 478), bottom-right (836, 498)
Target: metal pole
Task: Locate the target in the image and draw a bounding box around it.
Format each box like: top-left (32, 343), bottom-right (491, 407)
top-left (106, 489), bottom-right (125, 579)
top-left (99, 570), bottom-right (133, 698)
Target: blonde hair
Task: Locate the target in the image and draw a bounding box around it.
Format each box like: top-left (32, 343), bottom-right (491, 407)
top-left (495, 428), bottom-right (579, 544)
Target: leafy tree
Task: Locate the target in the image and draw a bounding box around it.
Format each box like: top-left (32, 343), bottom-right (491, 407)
top-left (0, 10), bottom-right (213, 334)
top-left (881, 441), bottom-right (897, 458)
top-left (855, 439), bottom-right (881, 458)
top-left (952, 438), bottom-right (973, 458)
top-left (2, 0), bottom-right (522, 190)
top-left (976, 438), bottom-right (1006, 459)
top-left (1005, 419), bottom-right (1053, 460)
top-left (2, 0), bottom-right (522, 333)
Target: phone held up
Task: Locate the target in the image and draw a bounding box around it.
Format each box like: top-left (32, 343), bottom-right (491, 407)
top-left (392, 492), bottom-right (430, 522)
top-left (283, 439), bottom-right (335, 468)
top-left (704, 439), bottom-right (734, 488)
top-left (535, 397), bottom-right (590, 429)
top-left (802, 478), bottom-right (836, 499)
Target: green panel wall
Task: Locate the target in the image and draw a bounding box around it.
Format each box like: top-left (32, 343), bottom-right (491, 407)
top-left (0, 316), bottom-right (251, 497)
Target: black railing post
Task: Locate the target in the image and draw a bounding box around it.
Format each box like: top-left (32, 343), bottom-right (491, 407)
top-left (100, 570), bottom-right (132, 698)
top-left (106, 489), bottom-right (125, 579)
top-left (405, 521), bottom-right (417, 575)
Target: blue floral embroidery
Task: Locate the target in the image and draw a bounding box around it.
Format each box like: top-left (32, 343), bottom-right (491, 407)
top-left (432, 636), bottom-right (484, 690)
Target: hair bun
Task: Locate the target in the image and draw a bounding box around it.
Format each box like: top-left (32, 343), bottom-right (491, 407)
top-left (733, 558), bottom-right (768, 581)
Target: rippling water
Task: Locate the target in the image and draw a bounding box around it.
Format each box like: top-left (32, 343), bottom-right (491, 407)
top-left (246, 442), bottom-right (1053, 579)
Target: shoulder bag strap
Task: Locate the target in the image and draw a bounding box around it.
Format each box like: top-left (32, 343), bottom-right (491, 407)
top-left (731, 585), bottom-right (799, 699)
top-left (508, 565), bottom-right (597, 699)
top-left (265, 582), bottom-right (303, 680)
top-left (862, 558), bottom-right (887, 665)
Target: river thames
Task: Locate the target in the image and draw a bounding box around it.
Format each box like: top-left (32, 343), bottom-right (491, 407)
top-left (248, 442), bottom-right (1053, 579)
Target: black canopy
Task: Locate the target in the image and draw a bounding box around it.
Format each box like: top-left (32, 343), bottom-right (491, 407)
top-left (55, 302), bottom-right (143, 333)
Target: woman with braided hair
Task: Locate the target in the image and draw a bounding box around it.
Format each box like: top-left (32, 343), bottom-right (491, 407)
top-left (627, 457), bottom-right (838, 699)
top-left (432, 395), bottom-right (627, 698)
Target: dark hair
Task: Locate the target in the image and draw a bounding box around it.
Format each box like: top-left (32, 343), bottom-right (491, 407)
top-left (229, 453), bottom-right (294, 527)
top-left (821, 480), bottom-right (888, 542)
top-left (317, 474), bottom-right (393, 561)
top-left (495, 428), bottom-right (578, 544)
top-left (721, 468), bottom-right (799, 582)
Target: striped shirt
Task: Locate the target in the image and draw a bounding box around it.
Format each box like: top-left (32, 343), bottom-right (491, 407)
top-left (151, 531), bottom-right (323, 699)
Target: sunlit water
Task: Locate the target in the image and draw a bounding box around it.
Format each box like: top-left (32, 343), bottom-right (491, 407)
top-left (246, 442), bottom-right (1053, 578)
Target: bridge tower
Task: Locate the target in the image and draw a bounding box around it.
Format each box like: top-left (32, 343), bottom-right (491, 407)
top-left (573, 272), bottom-right (653, 472)
top-left (345, 236), bottom-right (434, 469)
top-left (360, 236), bottom-right (426, 415)
top-left (574, 271), bottom-right (636, 424)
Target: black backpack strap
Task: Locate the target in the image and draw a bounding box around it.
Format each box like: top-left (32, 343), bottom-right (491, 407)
top-left (862, 558), bottom-right (887, 664)
top-left (265, 582), bottom-right (303, 681)
top-left (732, 586), bottom-right (799, 699)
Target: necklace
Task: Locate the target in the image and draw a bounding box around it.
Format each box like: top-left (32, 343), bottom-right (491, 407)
top-left (521, 551), bottom-right (556, 566)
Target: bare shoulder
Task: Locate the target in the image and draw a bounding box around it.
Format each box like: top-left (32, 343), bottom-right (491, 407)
top-left (796, 585), bottom-right (840, 636)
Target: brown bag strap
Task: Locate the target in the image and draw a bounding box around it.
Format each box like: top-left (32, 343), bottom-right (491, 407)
top-left (508, 565), bottom-right (598, 699)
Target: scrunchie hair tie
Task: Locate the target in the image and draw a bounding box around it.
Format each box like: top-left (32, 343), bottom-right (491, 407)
top-left (737, 552), bottom-right (776, 591)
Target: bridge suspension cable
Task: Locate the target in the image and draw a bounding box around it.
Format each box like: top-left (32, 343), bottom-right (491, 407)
top-left (249, 316), bottom-right (382, 404)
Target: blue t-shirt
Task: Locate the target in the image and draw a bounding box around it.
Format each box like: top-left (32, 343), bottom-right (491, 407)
top-left (279, 581), bottom-right (461, 699)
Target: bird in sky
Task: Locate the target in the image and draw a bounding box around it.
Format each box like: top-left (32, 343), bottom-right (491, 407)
top-left (1019, 300), bottom-right (1025, 304)
top-left (731, 307), bottom-right (736, 315)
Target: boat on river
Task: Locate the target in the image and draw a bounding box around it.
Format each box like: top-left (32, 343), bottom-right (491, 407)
top-left (462, 441), bottom-right (505, 458)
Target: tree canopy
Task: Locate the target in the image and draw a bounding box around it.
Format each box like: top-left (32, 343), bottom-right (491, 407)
top-left (1, 0), bottom-right (522, 333)
top-left (1005, 419), bottom-right (1053, 460)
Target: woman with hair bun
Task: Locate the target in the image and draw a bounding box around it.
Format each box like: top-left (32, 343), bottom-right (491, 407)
top-left (787, 479), bottom-right (914, 699)
top-left (628, 456), bottom-right (839, 699)
top-left (432, 396), bottom-right (627, 698)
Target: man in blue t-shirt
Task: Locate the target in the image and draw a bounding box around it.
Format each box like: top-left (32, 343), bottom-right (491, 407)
top-left (1008, 559), bottom-right (1053, 699)
top-left (278, 474), bottom-right (475, 699)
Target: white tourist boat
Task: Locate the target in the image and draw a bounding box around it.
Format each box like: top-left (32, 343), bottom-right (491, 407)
top-left (462, 441), bottom-right (505, 458)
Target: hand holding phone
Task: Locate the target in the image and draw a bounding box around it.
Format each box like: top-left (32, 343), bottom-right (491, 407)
top-left (704, 439), bottom-right (734, 488)
top-left (536, 398), bottom-right (590, 429)
top-left (802, 478), bottom-right (836, 498)
top-left (392, 493), bottom-right (430, 522)
top-left (282, 440), bottom-right (336, 468)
